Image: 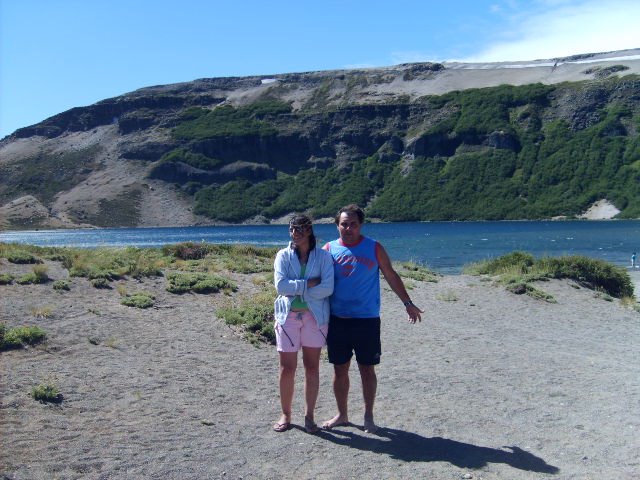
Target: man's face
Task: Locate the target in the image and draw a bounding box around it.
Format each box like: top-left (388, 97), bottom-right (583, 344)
top-left (337, 212), bottom-right (362, 244)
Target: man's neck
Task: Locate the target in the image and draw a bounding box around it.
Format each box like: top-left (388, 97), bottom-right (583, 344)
top-left (339, 235), bottom-right (364, 247)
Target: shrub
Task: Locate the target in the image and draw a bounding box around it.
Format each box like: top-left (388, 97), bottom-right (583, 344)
top-left (166, 272), bottom-right (236, 294)
top-left (121, 292), bottom-right (155, 309)
top-left (32, 380), bottom-right (62, 403)
top-left (506, 282), bottom-right (557, 303)
top-left (162, 242), bottom-right (210, 260)
top-left (466, 251), bottom-right (535, 275)
top-left (620, 296), bottom-right (640, 312)
top-left (398, 261), bottom-right (440, 282)
top-left (66, 247), bottom-right (166, 280)
top-left (78, 268), bottom-right (120, 281)
top-left (0, 273), bottom-right (14, 285)
top-left (52, 280), bottom-right (70, 291)
top-left (217, 290), bottom-right (275, 344)
top-left (213, 244), bottom-right (278, 274)
top-left (7, 251), bottom-right (42, 264)
top-left (436, 291), bottom-right (459, 302)
top-left (90, 278), bottom-right (111, 289)
top-left (16, 273), bottom-right (38, 284)
top-left (465, 252), bottom-right (634, 300)
top-left (125, 248), bottom-right (166, 278)
top-left (544, 255), bottom-right (633, 298)
top-left (30, 306), bottom-right (54, 319)
top-left (32, 264), bottom-right (49, 283)
top-left (1, 324), bottom-right (47, 350)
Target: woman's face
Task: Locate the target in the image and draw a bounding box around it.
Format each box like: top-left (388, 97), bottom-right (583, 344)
top-left (289, 223), bottom-right (311, 246)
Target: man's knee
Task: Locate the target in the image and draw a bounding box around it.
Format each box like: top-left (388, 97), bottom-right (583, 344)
top-left (334, 361), bottom-right (351, 378)
top-left (357, 363), bottom-right (376, 379)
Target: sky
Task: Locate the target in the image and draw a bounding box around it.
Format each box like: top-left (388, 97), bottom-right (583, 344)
top-left (1, 0), bottom-right (639, 138)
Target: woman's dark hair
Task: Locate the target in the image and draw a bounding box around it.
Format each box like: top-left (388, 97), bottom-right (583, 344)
top-left (289, 214), bottom-right (316, 251)
top-left (334, 204), bottom-right (364, 225)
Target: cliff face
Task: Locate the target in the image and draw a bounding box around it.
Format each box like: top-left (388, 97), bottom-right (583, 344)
top-left (1, 49), bottom-right (640, 229)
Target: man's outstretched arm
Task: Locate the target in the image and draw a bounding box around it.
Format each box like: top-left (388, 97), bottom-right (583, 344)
top-left (376, 243), bottom-right (424, 323)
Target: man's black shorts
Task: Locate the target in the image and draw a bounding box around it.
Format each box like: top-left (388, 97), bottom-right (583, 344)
top-left (327, 315), bottom-right (381, 366)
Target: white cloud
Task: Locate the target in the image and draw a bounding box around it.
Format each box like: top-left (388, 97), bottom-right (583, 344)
top-left (466, 0), bottom-right (640, 62)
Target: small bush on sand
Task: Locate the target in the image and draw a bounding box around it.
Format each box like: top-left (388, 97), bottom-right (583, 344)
top-left (543, 256), bottom-right (633, 298)
top-left (1, 324), bottom-right (47, 350)
top-left (72, 267), bottom-right (120, 281)
top-left (465, 251), bottom-right (535, 276)
top-left (7, 251), bottom-right (42, 264)
top-left (166, 272), bottom-right (237, 294)
top-left (0, 273), bottom-right (14, 285)
top-left (52, 279), bottom-right (70, 291)
top-left (215, 245), bottom-right (278, 274)
top-left (162, 242), bottom-right (211, 260)
top-left (163, 243), bottom-right (277, 274)
top-left (436, 290), bottom-right (459, 302)
top-left (32, 379), bottom-right (62, 403)
top-left (30, 306), bottom-right (54, 318)
top-left (121, 292), bottom-right (155, 309)
top-left (66, 247), bottom-right (167, 280)
top-left (15, 265), bottom-right (49, 285)
top-left (90, 278), bottom-right (111, 289)
top-left (465, 252), bottom-right (633, 300)
top-left (217, 289), bottom-right (275, 344)
top-left (620, 296), bottom-right (640, 312)
top-left (16, 273), bottom-right (38, 284)
top-left (398, 261), bottom-right (440, 282)
top-left (505, 282), bottom-right (557, 303)
top-left (32, 264), bottom-right (49, 282)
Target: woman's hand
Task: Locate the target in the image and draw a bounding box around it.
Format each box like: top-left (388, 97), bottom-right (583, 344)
top-left (307, 277), bottom-right (321, 288)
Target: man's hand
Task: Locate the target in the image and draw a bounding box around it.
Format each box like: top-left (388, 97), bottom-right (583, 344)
top-left (406, 303), bottom-right (424, 324)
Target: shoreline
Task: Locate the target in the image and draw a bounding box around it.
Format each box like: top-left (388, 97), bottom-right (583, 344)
top-left (2, 216), bottom-right (639, 233)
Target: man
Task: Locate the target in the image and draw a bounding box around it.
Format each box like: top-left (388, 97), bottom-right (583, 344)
top-left (322, 204), bottom-right (423, 433)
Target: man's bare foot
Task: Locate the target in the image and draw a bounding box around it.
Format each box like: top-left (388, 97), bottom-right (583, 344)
top-left (304, 416), bottom-right (319, 434)
top-left (363, 416), bottom-right (378, 434)
top-left (322, 414), bottom-right (349, 430)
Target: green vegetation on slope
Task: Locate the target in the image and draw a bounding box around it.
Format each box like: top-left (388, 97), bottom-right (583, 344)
top-left (172, 100), bottom-right (292, 139)
top-left (194, 154), bottom-right (393, 222)
top-left (183, 78), bottom-right (640, 221)
top-left (5, 75), bottom-right (640, 226)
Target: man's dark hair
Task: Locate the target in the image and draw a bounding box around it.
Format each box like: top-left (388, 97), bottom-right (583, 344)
top-left (335, 204), bottom-right (365, 225)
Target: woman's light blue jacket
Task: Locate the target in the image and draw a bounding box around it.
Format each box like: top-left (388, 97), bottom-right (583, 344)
top-left (274, 243), bottom-right (334, 327)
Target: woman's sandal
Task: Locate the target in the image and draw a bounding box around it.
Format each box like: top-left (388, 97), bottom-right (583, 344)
top-left (273, 422), bottom-right (290, 432)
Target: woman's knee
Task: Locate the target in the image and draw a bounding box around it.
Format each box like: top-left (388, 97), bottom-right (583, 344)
top-left (279, 352), bottom-right (298, 372)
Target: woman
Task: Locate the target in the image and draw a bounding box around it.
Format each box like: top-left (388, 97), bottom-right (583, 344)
top-left (273, 215), bottom-right (334, 433)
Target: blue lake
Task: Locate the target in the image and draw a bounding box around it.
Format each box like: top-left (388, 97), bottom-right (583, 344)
top-left (1, 221), bottom-right (638, 274)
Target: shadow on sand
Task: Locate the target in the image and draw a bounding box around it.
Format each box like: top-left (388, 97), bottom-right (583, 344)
top-left (318, 426), bottom-right (559, 474)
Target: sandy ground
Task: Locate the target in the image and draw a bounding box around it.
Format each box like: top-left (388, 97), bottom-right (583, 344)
top-left (1, 259), bottom-right (639, 480)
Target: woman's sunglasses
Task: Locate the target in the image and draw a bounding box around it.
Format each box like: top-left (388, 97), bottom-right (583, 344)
top-left (289, 225), bottom-right (310, 233)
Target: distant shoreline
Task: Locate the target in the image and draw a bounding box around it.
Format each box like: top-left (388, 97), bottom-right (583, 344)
top-left (2, 215), bottom-right (639, 234)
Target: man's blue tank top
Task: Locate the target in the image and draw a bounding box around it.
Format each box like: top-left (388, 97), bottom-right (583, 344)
top-left (326, 236), bottom-right (380, 318)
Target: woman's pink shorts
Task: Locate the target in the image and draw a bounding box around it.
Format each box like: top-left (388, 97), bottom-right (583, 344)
top-left (275, 310), bottom-right (328, 352)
